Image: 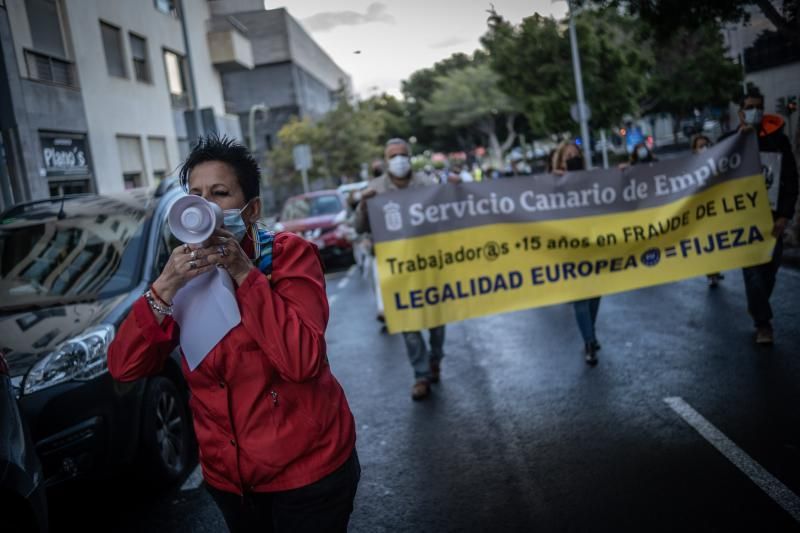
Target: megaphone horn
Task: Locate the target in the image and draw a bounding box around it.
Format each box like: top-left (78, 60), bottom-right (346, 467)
top-left (168, 195), bottom-right (223, 244)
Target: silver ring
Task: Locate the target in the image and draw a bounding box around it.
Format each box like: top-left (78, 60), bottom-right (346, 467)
top-left (190, 250), bottom-right (198, 260)
top-left (189, 260), bottom-right (197, 270)
top-left (218, 245), bottom-right (226, 256)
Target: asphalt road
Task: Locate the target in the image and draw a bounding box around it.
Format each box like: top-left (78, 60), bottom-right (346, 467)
top-left (48, 260), bottom-right (800, 532)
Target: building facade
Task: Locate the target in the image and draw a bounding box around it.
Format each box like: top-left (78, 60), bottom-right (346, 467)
top-left (723, 3), bottom-right (800, 141)
top-left (0, 0), bottom-right (242, 212)
top-left (209, 3), bottom-right (352, 170)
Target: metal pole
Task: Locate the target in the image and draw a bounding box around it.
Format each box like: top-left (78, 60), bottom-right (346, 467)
top-left (178, 0), bottom-right (202, 142)
top-left (567, 0), bottom-right (592, 168)
top-left (300, 168), bottom-right (309, 194)
top-left (600, 129), bottom-right (609, 169)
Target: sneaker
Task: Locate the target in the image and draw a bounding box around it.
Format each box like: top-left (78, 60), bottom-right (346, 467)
top-left (590, 340), bottom-right (601, 352)
top-left (411, 379), bottom-right (431, 401)
top-left (755, 326), bottom-right (774, 345)
top-left (430, 360), bottom-right (441, 383)
top-left (584, 343), bottom-right (598, 366)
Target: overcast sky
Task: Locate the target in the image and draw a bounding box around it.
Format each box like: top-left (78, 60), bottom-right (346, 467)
top-left (271, 1), bottom-right (569, 98)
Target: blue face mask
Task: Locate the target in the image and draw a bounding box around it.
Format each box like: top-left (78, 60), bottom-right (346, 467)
top-left (223, 200), bottom-right (252, 241)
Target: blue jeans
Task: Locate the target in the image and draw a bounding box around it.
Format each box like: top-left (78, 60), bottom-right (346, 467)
top-left (402, 326), bottom-right (445, 380)
top-left (573, 297), bottom-right (601, 344)
top-left (742, 237), bottom-right (783, 327)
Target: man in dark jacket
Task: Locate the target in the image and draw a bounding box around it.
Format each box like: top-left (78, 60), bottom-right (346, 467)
top-left (729, 89), bottom-right (799, 344)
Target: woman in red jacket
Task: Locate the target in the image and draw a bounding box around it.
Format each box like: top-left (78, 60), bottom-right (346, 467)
top-left (107, 136), bottom-right (358, 533)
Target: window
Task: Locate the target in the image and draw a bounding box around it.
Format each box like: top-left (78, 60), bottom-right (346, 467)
top-left (147, 136), bottom-right (168, 181)
top-left (117, 135), bottom-right (144, 188)
top-left (100, 22), bottom-right (126, 78)
top-left (26, 0), bottom-right (66, 58)
top-left (129, 33), bottom-right (150, 83)
top-left (123, 172), bottom-right (142, 189)
top-left (163, 50), bottom-right (190, 107)
top-left (154, 0), bottom-right (178, 17)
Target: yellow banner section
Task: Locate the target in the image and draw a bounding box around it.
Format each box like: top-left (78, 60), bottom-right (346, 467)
top-left (376, 174), bottom-right (775, 333)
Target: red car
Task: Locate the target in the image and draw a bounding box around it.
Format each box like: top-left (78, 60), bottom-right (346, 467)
top-left (275, 190), bottom-right (355, 266)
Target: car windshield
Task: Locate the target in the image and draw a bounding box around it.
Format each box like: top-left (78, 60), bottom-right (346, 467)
top-left (0, 201), bottom-right (148, 310)
top-left (281, 195), bottom-right (342, 221)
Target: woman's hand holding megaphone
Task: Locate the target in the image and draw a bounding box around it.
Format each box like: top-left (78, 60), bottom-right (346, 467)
top-left (203, 227), bottom-right (255, 286)
top-left (152, 227), bottom-right (255, 309)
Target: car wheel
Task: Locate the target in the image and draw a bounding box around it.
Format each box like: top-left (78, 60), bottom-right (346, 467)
top-left (140, 376), bottom-right (191, 483)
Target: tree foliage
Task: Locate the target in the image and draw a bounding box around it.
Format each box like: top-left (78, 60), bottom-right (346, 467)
top-left (482, 7), bottom-right (652, 136)
top-left (579, 0), bottom-right (799, 47)
top-left (267, 87), bottom-right (383, 190)
top-left (421, 63), bottom-right (519, 164)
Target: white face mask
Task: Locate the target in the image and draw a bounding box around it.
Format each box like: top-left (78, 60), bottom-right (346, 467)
top-left (387, 155), bottom-right (411, 178)
top-left (743, 108), bottom-right (763, 126)
top-left (636, 147), bottom-right (649, 160)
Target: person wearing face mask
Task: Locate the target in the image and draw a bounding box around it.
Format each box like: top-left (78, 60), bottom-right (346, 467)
top-left (629, 142), bottom-right (657, 166)
top-left (718, 89), bottom-right (798, 345)
top-left (107, 136), bottom-right (359, 532)
top-left (691, 135), bottom-right (726, 288)
top-left (552, 141), bottom-right (602, 365)
top-left (355, 138), bottom-right (446, 400)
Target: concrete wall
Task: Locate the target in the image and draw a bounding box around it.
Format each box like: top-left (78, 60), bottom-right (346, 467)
top-left (221, 61), bottom-right (297, 114)
top-left (64, 0), bottom-right (185, 193)
top-left (285, 12), bottom-right (351, 93)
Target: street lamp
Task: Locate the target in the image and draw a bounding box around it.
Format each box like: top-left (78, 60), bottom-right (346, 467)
top-left (566, 0), bottom-right (593, 168)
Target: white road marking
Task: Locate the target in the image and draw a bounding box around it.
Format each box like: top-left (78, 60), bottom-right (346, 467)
top-left (180, 464), bottom-right (203, 491)
top-left (337, 276), bottom-right (350, 289)
top-left (665, 396), bottom-right (800, 522)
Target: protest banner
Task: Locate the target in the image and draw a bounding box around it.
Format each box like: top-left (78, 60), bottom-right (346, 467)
top-left (367, 132), bottom-right (775, 333)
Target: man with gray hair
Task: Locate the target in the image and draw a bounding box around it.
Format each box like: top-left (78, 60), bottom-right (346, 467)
top-left (355, 138), bottom-right (445, 401)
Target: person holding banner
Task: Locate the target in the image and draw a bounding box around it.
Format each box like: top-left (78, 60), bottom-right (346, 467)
top-left (553, 141), bottom-right (602, 365)
top-left (724, 89), bottom-right (798, 345)
top-left (355, 138), bottom-right (446, 400)
top-left (108, 136), bottom-right (359, 532)
top-left (691, 134), bottom-right (725, 288)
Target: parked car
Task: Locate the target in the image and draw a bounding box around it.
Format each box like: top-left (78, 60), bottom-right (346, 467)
top-left (275, 190), bottom-right (355, 266)
top-left (0, 180), bottom-right (196, 493)
top-left (1, 351), bottom-right (48, 533)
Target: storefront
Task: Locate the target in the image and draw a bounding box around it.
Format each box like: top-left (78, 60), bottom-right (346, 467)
top-left (40, 131), bottom-right (95, 196)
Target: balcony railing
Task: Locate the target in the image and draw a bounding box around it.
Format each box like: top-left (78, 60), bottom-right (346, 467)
top-left (24, 50), bottom-right (78, 88)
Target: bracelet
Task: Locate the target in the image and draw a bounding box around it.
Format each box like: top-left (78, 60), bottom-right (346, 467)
top-left (150, 284), bottom-right (172, 306)
top-left (144, 290), bottom-right (173, 316)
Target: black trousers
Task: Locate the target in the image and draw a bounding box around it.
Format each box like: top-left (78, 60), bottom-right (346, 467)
top-left (206, 450), bottom-right (360, 533)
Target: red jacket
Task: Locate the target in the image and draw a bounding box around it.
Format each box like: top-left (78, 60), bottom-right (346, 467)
top-left (108, 232), bottom-right (356, 494)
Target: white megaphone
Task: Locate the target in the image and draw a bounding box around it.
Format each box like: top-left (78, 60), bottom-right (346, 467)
top-left (167, 195), bottom-right (223, 244)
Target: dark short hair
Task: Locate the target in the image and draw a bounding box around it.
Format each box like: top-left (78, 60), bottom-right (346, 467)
top-left (691, 134), bottom-right (712, 151)
top-left (179, 135), bottom-right (260, 201)
top-left (739, 88), bottom-right (764, 108)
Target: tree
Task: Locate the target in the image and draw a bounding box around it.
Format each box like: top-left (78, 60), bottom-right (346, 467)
top-left (481, 7), bottom-right (652, 137)
top-left (401, 52), bottom-right (486, 151)
top-left (642, 21), bottom-right (743, 140)
top-left (268, 87), bottom-right (385, 195)
top-left (579, 0), bottom-right (799, 48)
top-left (361, 93), bottom-right (413, 142)
top-left (421, 63), bottom-right (519, 165)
